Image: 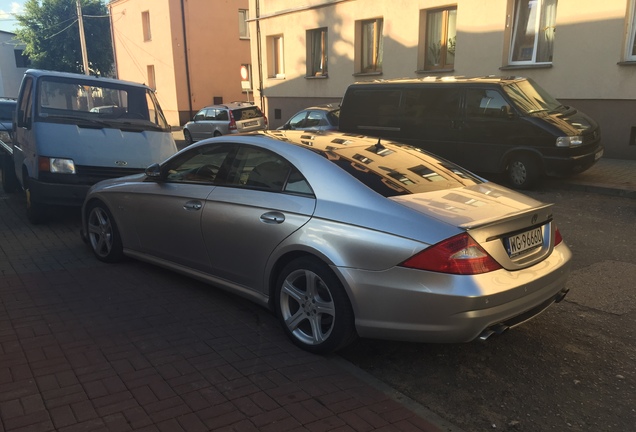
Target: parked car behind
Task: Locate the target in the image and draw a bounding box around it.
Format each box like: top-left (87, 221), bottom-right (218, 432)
top-left (183, 102), bottom-right (267, 144)
top-left (81, 130), bottom-right (572, 354)
top-left (0, 98), bottom-right (17, 190)
top-left (0, 97), bottom-right (16, 144)
top-left (277, 104), bottom-right (340, 131)
top-left (339, 76), bottom-right (604, 189)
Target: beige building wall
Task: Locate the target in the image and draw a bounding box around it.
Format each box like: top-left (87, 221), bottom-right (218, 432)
top-left (248, 0), bottom-right (636, 159)
top-left (109, 0), bottom-right (252, 126)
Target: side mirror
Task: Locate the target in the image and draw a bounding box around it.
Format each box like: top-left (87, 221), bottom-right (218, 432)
top-left (501, 105), bottom-right (515, 119)
top-left (145, 163), bottom-right (161, 178)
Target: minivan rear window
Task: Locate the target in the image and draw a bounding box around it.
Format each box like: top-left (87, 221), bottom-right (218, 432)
top-left (233, 107), bottom-right (263, 121)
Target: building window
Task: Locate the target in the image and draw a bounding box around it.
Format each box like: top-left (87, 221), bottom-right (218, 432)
top-left (307, 28), bottom-right (328, 77)
top-left (422, 7), bottom-right (457, 70)
top-left (239, 9), bottom-right (250, 39)
top-left (267, 35), bottom-right (285, 78)
top-left (142, 11), bottom-right (151, 41)
top-left (359, 18), bottom-right (383, 73)
top-left (510, 0), bottom-right (557, 64)
top-left (627, 1), bottom-right (636, 61)
top-left (14, 49), bottom-right (30, 68)
top-left (147, 65), bottom-right (156, 90)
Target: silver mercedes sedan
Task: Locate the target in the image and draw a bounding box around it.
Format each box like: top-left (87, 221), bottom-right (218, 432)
top-left (81, 130), bottom-right (572, 354)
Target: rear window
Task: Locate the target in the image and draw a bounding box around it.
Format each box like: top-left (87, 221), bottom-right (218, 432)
top-left (233, 107), bottom-right (263, 121)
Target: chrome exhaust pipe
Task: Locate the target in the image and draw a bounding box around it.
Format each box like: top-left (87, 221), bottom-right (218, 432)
top-left (478, 323), bottom-right (509, 341)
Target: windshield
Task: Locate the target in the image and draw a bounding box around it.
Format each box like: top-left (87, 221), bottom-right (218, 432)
top-left (36, 77), bottom-right (170, 131)
top-left (502, 78), bottom-right (563, 114)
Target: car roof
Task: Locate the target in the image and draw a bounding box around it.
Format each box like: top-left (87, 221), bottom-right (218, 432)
top-left (200, 102), bottom-right (260, 110)
top-left (348, 75), bottom-right (529, 87)
top-left (298, 103), bottom-right (340, 111)
top-left (24, 69), bottom-right (152, 90)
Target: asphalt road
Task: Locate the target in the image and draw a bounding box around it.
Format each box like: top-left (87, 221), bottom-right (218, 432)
top-left (340, 187), bottom-right (636, 432)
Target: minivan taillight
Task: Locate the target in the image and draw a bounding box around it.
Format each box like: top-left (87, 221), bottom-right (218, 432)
top-left (400, 233), bottom-right (502, 275)
top-left (264, 115), bottom-right (268, 129)
top-left (554, 227), bottom-right (563, 246)
top-left (228, 111), bottom-right (237, 131)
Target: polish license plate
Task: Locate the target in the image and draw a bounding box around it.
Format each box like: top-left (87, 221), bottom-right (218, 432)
top-left (504, 227), bottom-right (543, 257)
top-left (244, 121), bottom-right (258, 127)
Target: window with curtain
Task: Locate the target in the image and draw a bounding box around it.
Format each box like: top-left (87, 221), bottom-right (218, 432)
top-left (360, 18), bottom-right (383, 73)
top-left (307, 28), bottom-right (328, 77)
top-left (267, 35), bottom-right (285, 78)
top-left (510, 0), bottom-right (558, 64)
top-left (424, 7), bottom-right (457, 69)
top-left (239, 9), bottom-right (249, 39)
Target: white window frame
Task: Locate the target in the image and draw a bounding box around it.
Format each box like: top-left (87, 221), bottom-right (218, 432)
top-left (307, 28), bottom-right (328, 77)
top-left (509, 0), bottom-right (557, 65)
top-left (627, 1), bottom-right (636, 61)
top-left (239, 9), bottom-right (250, 39)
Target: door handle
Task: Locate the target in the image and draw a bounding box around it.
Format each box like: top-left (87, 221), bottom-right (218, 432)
top-left (183, 200), bottom-right (203, 211)
top-left (260, 211), bottom-right (285, 224)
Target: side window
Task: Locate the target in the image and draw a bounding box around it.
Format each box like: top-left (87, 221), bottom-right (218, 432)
top-left (288, 111), bottom-right (307, 128)
top-left (305, 111), bottom-right (324, 128)
top-left (204, 109), bottom-right (216, 120)
top-left (164, 143), bottom-right (233, 184)
top-left (227, 146), bottom-right (312, 195)
top-left (18, 77), bottom-right (33, 128)
top-left (216, 109), bottom-right (229, 121)
top-left (465, 89), bottom-right (510, 118)
top-left (403, 87), bottom-right (460, 120)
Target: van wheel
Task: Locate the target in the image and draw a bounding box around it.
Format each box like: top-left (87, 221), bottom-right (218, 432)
top-left (24, 177), bottom-right (47, 224)
top-left (507, 154), bottom-right (541, 189)
top-left (275, 257), bottom-right (357, 354)
top-left (184, 129), bottom-right (193, 145)
top-left (1, 156), bottom-right (18, 193)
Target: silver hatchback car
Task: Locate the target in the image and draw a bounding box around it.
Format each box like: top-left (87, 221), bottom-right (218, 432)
top-left (81, 131), bottom-right (572, 354)
top-left (183, 102), bottom-right (267, 144)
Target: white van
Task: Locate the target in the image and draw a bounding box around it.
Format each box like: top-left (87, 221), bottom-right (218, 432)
top-left (6, 69), bottom-right (177, 223)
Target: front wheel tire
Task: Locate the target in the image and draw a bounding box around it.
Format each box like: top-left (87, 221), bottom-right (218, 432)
top-left (507, 154), bottom-right (541, 189)
top-left (86, 202), bottom-right (124, 263)
top-left (275, 257), bottom-right (357, 354)
top-left (183, 129), bottom-right (193, 145)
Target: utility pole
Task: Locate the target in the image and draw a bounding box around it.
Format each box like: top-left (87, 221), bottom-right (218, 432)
top-left (76, 0), bottom-right (90, 75)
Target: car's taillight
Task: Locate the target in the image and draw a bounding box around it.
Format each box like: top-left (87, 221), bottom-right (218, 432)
top-left (400, 233), bottom-right (502, 275)
top-left (228, 111), bottom-right (237, 131)
top-left (554, 227), bottom-right (563, 246)
top-left (264, 115), bottom-right (268, 129)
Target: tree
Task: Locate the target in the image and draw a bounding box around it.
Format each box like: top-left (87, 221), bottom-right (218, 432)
top-left (15, 0), bottom-right (113, 76)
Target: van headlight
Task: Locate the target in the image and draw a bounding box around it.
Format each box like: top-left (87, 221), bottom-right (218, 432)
top-left (39, 157), bottom-right (76, 174)
top-left (556, 136), bottom-right (583, 147)
top-left (0, 131), bottom-right (11, 144)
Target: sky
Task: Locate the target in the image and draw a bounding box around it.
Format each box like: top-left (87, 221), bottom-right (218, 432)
top-left (0, 1), bottom-right (24, 33)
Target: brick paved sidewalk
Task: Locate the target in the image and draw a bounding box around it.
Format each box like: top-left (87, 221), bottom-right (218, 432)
top-left (0, 194), bottom-right (451, 431)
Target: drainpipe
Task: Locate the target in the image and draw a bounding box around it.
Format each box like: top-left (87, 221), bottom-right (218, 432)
top-left (180, 0), bottom-right (193, 123)
top-left (255, 0), bottom-right (265, 112)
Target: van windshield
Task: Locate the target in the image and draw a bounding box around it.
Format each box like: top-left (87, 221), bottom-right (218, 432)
top-left (36, 77), bottom-right (170, 131)
top-left (502, 78), bottom-right (563, 115)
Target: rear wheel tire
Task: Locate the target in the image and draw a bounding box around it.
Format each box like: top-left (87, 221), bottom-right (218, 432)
top-left (275, 257), bottom-right (357, 354)
top-left (183, 129), bottom-right (193, 145)
top-left (507, 154), bottom-right (541, 189)
top-left (1, 156), bottom-right (18, 193)
top-left (86, 202), bottom-right (124, 263)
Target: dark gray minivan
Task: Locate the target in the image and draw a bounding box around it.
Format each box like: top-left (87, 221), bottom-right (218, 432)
top-left (339, 76), bottom-right (604, 188)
